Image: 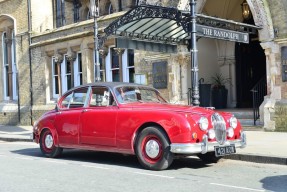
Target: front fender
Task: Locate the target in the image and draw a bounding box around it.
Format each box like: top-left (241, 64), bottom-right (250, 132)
top-left (38, 120), bottom-right (59, 147)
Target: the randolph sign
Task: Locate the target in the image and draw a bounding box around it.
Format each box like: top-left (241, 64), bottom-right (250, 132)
top-left (196, 24), bottom-right (249, 43)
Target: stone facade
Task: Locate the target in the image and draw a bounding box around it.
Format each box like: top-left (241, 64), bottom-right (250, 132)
top-left (0, 0), bottom-right (287, 131)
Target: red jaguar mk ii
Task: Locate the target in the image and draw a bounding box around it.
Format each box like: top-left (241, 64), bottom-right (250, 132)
top-left (33, 82), bottom-right (246, 170)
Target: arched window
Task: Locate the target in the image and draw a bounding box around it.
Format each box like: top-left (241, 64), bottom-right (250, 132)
top-left (2, 30), bottom-right (17, 100)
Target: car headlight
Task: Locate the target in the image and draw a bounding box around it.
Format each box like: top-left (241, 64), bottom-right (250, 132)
top-left (227, 127), bottom-right (234, 138)
top-left (229, 116), bottom-right (238, 128)
top-left (199, 117), bottom-right (209, 131)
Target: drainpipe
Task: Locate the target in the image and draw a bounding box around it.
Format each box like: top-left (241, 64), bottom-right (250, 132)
top-left (27, 0), bottom-right (33, 125)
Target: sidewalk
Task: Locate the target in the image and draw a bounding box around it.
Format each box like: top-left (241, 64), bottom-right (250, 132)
top-left (0, 125), bottom-right (286, 166)
top-left (0, 125), bottom-right (33, 142)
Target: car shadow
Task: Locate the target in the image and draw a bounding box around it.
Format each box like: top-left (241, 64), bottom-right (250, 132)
top-left (260, 175), bottom-right (287, 192)
top-left (11, 148), bottom-right (212, 170)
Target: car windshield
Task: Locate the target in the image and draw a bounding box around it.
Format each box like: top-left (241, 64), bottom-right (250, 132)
top-left (114, 86), bottom-right (167, 104)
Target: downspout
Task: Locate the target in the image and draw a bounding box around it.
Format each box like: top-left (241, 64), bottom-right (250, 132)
top-left (27, 0), bottom-right (33, 125)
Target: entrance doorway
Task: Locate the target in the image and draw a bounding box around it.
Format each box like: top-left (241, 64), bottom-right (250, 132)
top-left (235, 19), bottom-right (266, 108)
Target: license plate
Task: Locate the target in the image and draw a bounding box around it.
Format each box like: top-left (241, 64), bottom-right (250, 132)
top-left (214, 145), bottom-right (236, 157)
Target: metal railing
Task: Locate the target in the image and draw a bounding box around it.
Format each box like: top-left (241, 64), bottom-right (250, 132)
top-left (250, 77), bottom-right (267, 125)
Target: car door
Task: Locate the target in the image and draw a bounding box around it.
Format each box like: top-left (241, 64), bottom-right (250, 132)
top-left (55, 87), bottom-right (89, 145)
top-left (80, 86), bottom-right (118, 146)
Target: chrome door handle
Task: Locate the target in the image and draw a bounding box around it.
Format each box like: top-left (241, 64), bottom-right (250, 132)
top-left (57, 112), bottom-right (62, 115)
top-left (82, 109), bottom-right (88, 113)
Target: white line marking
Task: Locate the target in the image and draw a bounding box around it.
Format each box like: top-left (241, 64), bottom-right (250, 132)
top-left (15, 157), bottom-right (34, 160)
top-left (210, 183), bottom-right (265, 192)
top-left (133, 172), bottom-right (174, 179)
top-left (44, 160), bottom-right (67, 164)
top-left (81, 165), bottom-right (110, 170)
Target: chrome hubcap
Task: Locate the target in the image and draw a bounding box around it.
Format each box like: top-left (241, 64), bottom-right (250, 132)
top-left (45, 134), bottom-right (53, 149)
top-left (145, 140), bottom-right (160, 159)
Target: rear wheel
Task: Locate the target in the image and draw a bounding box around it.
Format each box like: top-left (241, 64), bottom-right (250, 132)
top-left (40, 129), bottom-right (62, 158)
top-left (135, 127), bottom-right (174, 170)
top-left (197, 152), bottom-right (222, 163)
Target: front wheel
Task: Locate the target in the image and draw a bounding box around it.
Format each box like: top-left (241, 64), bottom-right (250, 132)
top-left (40, 129), bottom-right (62, 158)
top-left (135, 127), bottom-right (174, 171)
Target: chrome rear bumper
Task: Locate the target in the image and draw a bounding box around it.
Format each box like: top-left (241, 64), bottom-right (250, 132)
top-left (170, 131), bottom-right (246, 154)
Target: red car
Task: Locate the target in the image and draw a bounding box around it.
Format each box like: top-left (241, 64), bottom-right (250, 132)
top-left (33, 82), bottom-right (246, 170)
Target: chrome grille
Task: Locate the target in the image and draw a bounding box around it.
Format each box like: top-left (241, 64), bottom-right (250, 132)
top-left (212, 113), bottom-right (227, 145)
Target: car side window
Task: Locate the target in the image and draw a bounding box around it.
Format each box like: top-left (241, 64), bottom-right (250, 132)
top-left (90, 86), bottom-right (114, 107)
top-left (69, 88), bottom-right (89, 108)
top-left (60, 88), bottom-right (88, 109)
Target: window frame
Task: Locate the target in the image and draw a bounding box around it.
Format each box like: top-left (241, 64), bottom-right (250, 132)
top-left (2, 31), bottom-right (17, 101)
top-left (105, 48), bottom-right (135, 83)
top-left (52, 52), bottom-right (82, 99)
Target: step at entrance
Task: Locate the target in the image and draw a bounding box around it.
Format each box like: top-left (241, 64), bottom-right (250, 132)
top-left (215, 108), bottom-right (263, 127)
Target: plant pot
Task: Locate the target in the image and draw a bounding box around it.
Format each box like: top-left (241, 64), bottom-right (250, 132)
top-left (199, 84), bottom-right (211, 107)
top-left (212, 88), bottom-right (228, 109)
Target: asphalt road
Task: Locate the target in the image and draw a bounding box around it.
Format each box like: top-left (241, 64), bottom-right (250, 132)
top-left (0, 141), bottom-right (286, 192)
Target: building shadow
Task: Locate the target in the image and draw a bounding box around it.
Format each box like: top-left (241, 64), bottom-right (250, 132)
top-left (260, 175), bottom-right (287, 192)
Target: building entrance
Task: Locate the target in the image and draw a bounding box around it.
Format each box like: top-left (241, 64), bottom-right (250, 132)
top-left (235, 19), bottom-right (266, 108)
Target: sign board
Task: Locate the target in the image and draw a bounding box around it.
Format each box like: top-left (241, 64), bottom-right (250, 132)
top-left (153, 61), bottom-right (168, 89)
top-left (196, 24), bottom-right (249, 44)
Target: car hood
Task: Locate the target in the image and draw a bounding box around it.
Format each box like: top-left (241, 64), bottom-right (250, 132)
top-left (119, 103), bottom-right (216, 116)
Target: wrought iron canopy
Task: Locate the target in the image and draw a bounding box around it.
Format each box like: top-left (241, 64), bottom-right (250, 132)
top-left (101, 5), bottom-right (261, 48)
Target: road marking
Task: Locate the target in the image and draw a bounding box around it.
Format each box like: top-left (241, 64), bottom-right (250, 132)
top-left (210, 183), bottom-right (265, 192)
top-left (133, 172), bottom-right (174, 179)
top-left (15, 157), bottom-right (34, 160)
top-left (81, 165), bottom-right (110, 170)
top-left (44, 160), bottom-right (67, 164)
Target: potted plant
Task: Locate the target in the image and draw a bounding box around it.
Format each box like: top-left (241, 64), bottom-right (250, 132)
top-left (211, 73), bottom-right (231, 109)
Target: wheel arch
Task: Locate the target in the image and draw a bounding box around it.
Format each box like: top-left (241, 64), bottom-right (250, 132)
top-left (132, 122), bottom-right (170, 154)
top-left (39, 126), bottom-right (59, 146)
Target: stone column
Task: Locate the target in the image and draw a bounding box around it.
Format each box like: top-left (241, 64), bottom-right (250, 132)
top-left (99, 48), bottom-right (108, 81)
top-left (54, 54), bottom-right (63, 96)
top-left (260, 41), bottom-right (280, 131)
top-left (114, 48), bottom-right (125, 82)
top-left (66, 52), bottom-right (77, 88)
top-left (173, 45), bottom-right (191, 104)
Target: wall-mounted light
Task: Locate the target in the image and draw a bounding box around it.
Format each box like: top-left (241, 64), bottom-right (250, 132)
top-left (242, 0), bottom-right (251, 20)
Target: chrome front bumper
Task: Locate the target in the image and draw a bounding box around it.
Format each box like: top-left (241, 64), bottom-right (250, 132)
top-left (170, 131), bottom-right (246, 154)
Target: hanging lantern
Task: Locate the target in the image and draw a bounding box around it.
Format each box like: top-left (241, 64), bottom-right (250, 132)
top-left (242, 0), bottom-right (251, 20)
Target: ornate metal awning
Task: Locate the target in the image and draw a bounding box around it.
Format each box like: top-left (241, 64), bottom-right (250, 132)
top-left (101, 5), bottom-right (261, 50)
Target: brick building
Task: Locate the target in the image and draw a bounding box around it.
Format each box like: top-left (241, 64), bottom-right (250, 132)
top-left (0, 0), bottom-right (286, 131)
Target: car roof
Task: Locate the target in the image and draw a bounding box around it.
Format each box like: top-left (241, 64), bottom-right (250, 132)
top-left (69, 82), bottom-right (154, 91)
